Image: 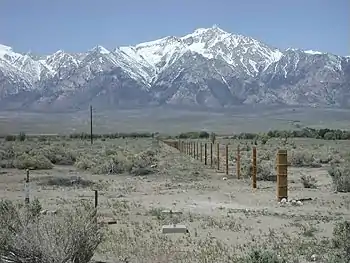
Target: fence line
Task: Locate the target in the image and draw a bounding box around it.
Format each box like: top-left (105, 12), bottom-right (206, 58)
top-left (161, 139), bottom-right (289, 201)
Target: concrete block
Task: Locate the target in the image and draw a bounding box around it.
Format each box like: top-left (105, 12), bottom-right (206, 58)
top-left (162, 224), bottom-right (189, 234)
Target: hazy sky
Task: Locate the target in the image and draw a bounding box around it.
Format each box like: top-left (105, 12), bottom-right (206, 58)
top-left (1, 0), bottom-right (348, 56)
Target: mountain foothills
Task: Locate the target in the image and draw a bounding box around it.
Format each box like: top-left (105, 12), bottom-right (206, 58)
top-left (0, 26), bottom-right (349, 111)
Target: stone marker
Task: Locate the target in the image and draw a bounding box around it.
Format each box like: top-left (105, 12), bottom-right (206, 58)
top-left (162, 224), bottom-right (189, 234)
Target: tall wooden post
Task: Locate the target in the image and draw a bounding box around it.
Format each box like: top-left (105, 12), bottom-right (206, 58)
top-left (225, 144), bottom-right (229, 175)
top-left (217, 143), bottom-right (220, 171)
top-left (277, 149), bottom-right (288, 201)
top-left (196, 142), bottom-right (199, 160)
top-left (200, 143), bottom-right (203, 162)
top-left (252, 147), bottom-right (257, 189)
top-left (210, 143), bottom-right (213, 167)
top-left (90, 105), bottom-right (93, 145)
top-left (204, 143), bottom-right (207, 165)
top-left (236, 145), bottom-right (241, 179)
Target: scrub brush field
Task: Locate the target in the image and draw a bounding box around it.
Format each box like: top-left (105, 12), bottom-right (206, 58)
top-left (0, 136), bottom-right (349, 263)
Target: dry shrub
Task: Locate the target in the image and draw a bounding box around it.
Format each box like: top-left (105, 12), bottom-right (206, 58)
top-left (242, 160), bottom-right (276, 181)
top-left (241, 247), bottom-right (286, 263)
top-left (331, 220), bottom-right (350, 262)
top-left (300, 173), bottom-right (317, 189)
top-left (34, 175), bottom-right (95, 188)
top-left (75, 148), bottom-right (157, 176)
top-left (29, 145), bottom-right (76, 165)
top-left (14, 153), bottom-right (53, 170)
top-left (0, 199), bottom-right (102, 263)
top-left (99, 223), bottom-right (236, 263)
top-left (328, 164), bottom-right (350, 192)
top-left (289, 151), bottom-right (319, 167)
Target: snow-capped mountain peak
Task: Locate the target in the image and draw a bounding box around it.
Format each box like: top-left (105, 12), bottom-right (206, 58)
top-left (89, 45), bottom-right (111, 54)
top-left (1, 26), bottom-right (349, 111)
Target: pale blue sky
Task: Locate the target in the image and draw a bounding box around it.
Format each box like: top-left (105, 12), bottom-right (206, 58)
top-left (0, 0), bottom-right (349, 56)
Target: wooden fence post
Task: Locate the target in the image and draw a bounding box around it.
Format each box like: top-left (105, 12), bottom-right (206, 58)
top-left (225, 144), bottom-right (229, 175)
top-left (196, 142), bottom-right (199, 160)
top-left (204, 143), bottom-right (207, 165)
top-left (236, 145), bottom-right (241, 179)
top-left (277, 149), bottom-right (288, 201)
top-left (200, 142), bottom-right (203, 162)
top-left (252, 147), bottom-right (257, 189)
top-left (94, 190), bottom-right (98, 208)
top-left (25, 169), bottom-right (30, 204)
top-left (210, 143), bottom-right (213, 167)
top-left (217, 143), bottom-right (220, 171)
top-left (193, 142), bottom-right (196, 159)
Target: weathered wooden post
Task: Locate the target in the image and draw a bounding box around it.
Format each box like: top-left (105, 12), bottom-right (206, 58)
top-left (225, 144), bottom-right (229, 175)
top-left (276, 149), bottom-right (288, 201)
top-left (193, 142), bottom-right (196, 159)
top-left (204, 143), bottom-right (207, 165)
top-left (200, 142), bottom-right (203, 162)
top-left (236, 145), bottom-right (241, 179)
top-left (189, 142), bottom-right (192, 156)
top-left (94, 190), bottom-right (98, 208)
top-left (252, 147), bottom-right (257, 189)
top-left (25, 169), bottom-right (30, 204)
top-left (217, 143), bottom-right (220, 171)
top-left (196, 142), bottom-right (199, 160)
top-left (210, 143), bottom-right (213, 167)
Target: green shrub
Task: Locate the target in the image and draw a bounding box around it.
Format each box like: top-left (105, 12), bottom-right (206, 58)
top-left (17, 132), bottom-right (26, 142)
top-left (4, 135), bottom-right (16, 141)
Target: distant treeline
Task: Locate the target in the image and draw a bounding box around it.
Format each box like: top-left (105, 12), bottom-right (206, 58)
top-left (2, 127), bottom-right (350, 141)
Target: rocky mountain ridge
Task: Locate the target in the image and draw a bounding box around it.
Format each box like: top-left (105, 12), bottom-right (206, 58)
top-left (0, 25), bottom-right (349, 111)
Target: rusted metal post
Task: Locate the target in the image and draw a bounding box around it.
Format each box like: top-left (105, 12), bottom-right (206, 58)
top-left (210, 143), bottom-right (213, 167)
top-left (217, 143), bottom-right (220, 171)
top-left (252, 147), bottom-right (257, 189)
top-left (25, 169), bottom-right (30, 204)
top-left (204, 143), bottom-right (207, 165)
top-left (277, 149), bottom-right (288, 201)
top-left (236, 145), bottom-right (241, 178)
top-left (225, 144), bottom-right (229, 175)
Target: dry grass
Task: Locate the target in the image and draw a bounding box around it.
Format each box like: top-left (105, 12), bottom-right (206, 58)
top-left (1, 136), bottom-right (350, 262)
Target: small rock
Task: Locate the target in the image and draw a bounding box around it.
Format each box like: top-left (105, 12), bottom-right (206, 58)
top-left (296, 201), bottom-right (303, 206)
top-left (311, 254), bottom-right (317, 261)
top-left (222, 177), bottom-right (227, 181)
top-left (40, 210), bottom-right (48, 215)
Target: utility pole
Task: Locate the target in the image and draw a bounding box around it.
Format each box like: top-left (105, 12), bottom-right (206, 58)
top-left (90, 105), bottom-right (93, 144)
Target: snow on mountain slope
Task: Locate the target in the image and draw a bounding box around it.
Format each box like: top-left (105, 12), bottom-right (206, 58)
top-left (127, 26), bottom-right (283, 77)
top-left (1, 26), bottom-right (350, 110)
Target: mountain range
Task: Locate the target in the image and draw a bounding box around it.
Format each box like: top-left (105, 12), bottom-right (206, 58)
top-left (1, 25), bottom-right (349, 111)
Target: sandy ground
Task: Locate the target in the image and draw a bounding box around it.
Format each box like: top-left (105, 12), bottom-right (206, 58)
top-left (0, 142), bottom-right (349, 261)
